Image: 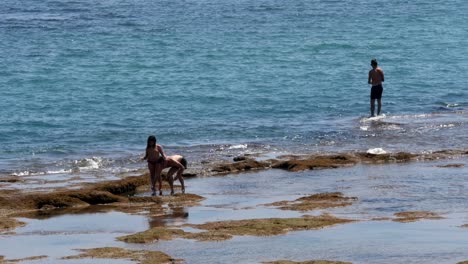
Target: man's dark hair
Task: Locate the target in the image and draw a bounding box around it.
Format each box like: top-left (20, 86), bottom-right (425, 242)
top-left (371, 59), bottom-right (378, 66)
top-left (180, 157), bottom-right (187, 169)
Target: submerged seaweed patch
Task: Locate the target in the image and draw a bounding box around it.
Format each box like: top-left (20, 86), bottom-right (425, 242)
top-left (118, 214), bottom-right (354, 243)
top-left (0, 217), bottom-right (26, 232)
top-left (393, 211), bottom-right (444, 223)
top-left (62, 247), bottom-right (181, 264)
top-left (160, 193), bottom-right (204, 204)
top-left (263, 260), bottom-right (352, 264)
top-left (266, 192), bottom-right (357, 212)
top-left (187, 214), bottom-right (355, 239)
top-left (183, 231), bottom-right (233, 241)
top-left (0, 255), bottom-right (48, 263)
top-left (117, 227), bottom-right (187, 243)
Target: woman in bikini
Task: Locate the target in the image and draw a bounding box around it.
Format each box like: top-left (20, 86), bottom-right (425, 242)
top-left (142, 135), bottom-right (166, 196)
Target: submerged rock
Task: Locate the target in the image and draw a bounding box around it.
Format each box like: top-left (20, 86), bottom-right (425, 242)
top-left (211, 158), bottom-right (271, 174)
top-left (393, 211), bottom-right (444, 223)
top-left (0, 217), bottom-right (26, 232)
top-left (436, 163), bottom-right (464, 168)
top-left (266, 192), bottom-right (357, 212)
top-left (272, 154), bottom-right (357, 172)
top-left (263, 260), bottom-right (352, 264)
top-left (118, 214), bottom-right (355, 243)
top-left (62, 247), bottom-right (181, 264)
top-left (186, 214), bottom-right (355, 239)
top-left (0, 255), bottom-right (48, 263)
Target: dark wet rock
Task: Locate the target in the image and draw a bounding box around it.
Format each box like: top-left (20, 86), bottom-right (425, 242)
top-left (211, 159), bottom-right (271, 174)
top-left (236, 149), bottom-right (468, 173)
top-left (0, 177), bottom-right (21, 183)
top-left (182, 172), bottom-right (197, 178)
top-left (272, 155), bottom-right (358, 172)
top-left (356, 152), bottom-right (417, 163)
top-left (34, 195), bottom-right (88, 210)
top-left (94, 175), bottom-right (147, 195)
top-left (436, 163), bottom-right (464, 168)
top-left (233, 156), bottom-right (247, 162)
top-left (31, 190), bottom-right (126, 210)
top-left (68, 191), bottom-right (125, 205)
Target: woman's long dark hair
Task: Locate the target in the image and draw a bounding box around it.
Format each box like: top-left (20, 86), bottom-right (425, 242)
top-left (146, 135), bottom-right (157, 149)
top-left (144, 135), bottom-right (157, 160)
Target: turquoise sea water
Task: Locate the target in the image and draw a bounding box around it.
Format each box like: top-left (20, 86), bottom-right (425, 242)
top-left (1, 0), bottom-right (467, 177)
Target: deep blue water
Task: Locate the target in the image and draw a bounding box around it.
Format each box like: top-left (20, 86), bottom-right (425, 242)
top-left (1, 0), bottom-right (467, 176)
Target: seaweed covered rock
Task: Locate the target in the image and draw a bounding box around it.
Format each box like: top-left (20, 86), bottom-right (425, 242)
top-left (211, 159), bottom-right (271, 174)
top-left (272, 155), bottom-right (357, 172)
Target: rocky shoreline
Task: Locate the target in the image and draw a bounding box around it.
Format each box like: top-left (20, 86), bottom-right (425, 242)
top-left (1, 149), bottom-right (467, 263)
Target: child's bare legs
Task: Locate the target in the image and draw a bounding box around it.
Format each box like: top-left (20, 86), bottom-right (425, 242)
top-left (148, 163), bottom-right (156, 196)
top-left (176, 171), bottom-right (185, 193)
top-left (173, 168), bottom-right (185, 193)
top-left (167, 165), bottom-right (185, 194)
top-left (166, 167), bottom-right (178, 195)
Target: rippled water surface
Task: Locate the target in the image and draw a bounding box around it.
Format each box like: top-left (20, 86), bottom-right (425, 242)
top-left (1, 0), bottom-right (468, 178)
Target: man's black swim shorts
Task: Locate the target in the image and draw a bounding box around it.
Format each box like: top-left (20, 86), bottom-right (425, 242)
top-left (370, 84), bottom-right (383, 100)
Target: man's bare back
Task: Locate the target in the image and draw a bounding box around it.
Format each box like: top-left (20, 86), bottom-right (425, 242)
top-left (163, 155), bottom-right (186, 194)
top-left (368, 67), bottom-right (384, 86)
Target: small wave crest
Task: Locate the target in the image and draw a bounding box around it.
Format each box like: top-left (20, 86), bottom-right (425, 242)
top-left (366, 148), bottom-right (387, 155)
top-left (72, 157), bottom-right (104, 172)
top-left (11, 169), bottom-right (72, 177)
top-left (228, 144), bottom-right (248, 150)
top-left (10, 156), bottom-right (107, 177)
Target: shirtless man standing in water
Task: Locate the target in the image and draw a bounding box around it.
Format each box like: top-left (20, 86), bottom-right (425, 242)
top-left (368, 59), bottom-right (385, 117)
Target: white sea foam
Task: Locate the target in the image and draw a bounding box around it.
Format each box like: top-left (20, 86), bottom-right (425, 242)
top-left (366, 148), bottom-right (387, 155)
top-left (11, 169), bottom-right (71, 176)
top-left (228, 144), bottom-right (248, 150)
top-left (73, 157), bottom-right (103, 171)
